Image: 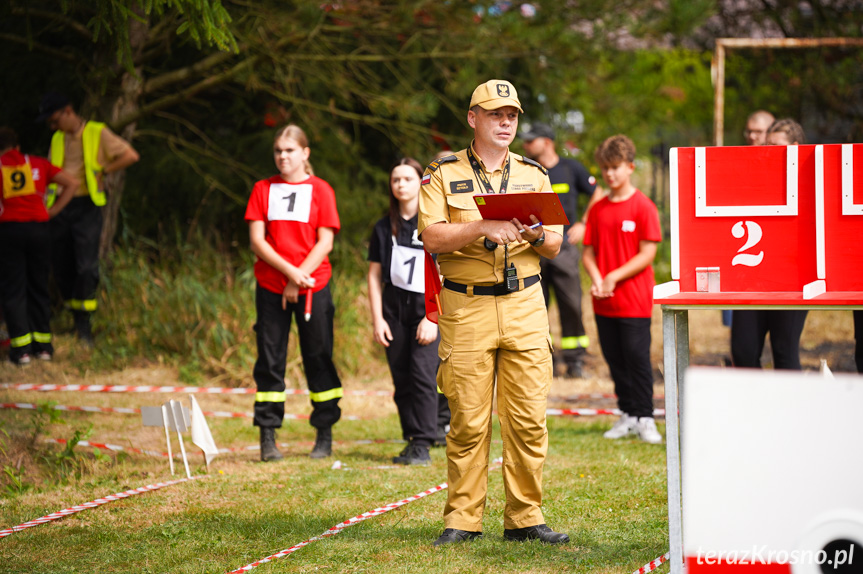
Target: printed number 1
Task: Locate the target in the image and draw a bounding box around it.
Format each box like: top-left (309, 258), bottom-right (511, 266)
top-left (731, 220), bottom-right (764, 267)
top-left (403, 256), bottom-right (416, 284)
top-left (282, 192), bottom-right (296, 212)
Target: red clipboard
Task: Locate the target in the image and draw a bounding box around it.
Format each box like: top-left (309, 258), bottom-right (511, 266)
top-left (473, 193), bottom-right (570, 226)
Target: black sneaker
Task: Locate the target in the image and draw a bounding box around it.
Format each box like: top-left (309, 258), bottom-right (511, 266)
top-left (392, 443), bottom-right (411, 463)
top-left (503, 524), bottom-right (569, 544)
top-left (393, 442), bottom-right (430, 466)
top-left (433, 528), bottom-right (482, 547)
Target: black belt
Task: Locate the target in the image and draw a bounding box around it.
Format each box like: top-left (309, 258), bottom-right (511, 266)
top-left (443, 275), bottom-right (540, 296)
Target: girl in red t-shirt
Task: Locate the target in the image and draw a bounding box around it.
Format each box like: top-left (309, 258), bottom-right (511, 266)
top-left (244, 125), bottom-right (342, 461)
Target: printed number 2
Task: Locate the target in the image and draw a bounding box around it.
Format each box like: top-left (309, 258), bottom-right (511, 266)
top-left (731, 221), bottom-right (764, 267)
top-left (11, 170), bottom-right (27, 191)
top-left (403, 256), bottom-right (416, 284)
top-left (282, 192), bottom-right (296, 212)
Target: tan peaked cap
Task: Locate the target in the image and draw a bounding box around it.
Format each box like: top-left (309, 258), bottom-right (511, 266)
top-left (469, 79), bottom-right (523, 113)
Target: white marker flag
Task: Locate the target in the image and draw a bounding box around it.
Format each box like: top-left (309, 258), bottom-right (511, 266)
top-left (189, 395), bottom-right (219, 466)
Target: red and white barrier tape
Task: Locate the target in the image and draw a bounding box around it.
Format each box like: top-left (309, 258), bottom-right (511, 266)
top-left (44, 437), bottom-right (409, 459)
top-left (6, 402), bottom-right (642, 421)
top-left (226, 481), bottom-right (448, 573)
top-left (547, 407), bottom-right (666, 417)
top-left (0, 403), bottom-right (360, 421)
top-left (46, 438), bottom-right (173, 458)
top-left (0, 383), bottom-right (391, 396)
top-left (0, 475), bottom-right (202, 538)
top-left (227, 459), bottom-right (502, 573)
top-left (632, 552), bottom-right (670, 574)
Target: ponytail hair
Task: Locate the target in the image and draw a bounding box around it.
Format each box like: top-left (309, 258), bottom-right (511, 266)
top-left (388, 157), bottom-right (424, 237)
top-left (274, 124), bottom-right (314, 176)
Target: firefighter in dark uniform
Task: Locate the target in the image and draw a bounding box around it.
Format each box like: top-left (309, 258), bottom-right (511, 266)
top-left (520, 122), bottom-right (605, 377)
top-left (419, 80), bottom-right (569, 547)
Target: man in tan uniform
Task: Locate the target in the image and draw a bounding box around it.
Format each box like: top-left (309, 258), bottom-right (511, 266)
top-left (419, 79), bottom-right (569, 546)
top-left (37, 93), bottom-right (139, 346)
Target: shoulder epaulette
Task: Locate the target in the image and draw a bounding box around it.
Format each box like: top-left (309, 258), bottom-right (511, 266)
top-left (517, 154), bottom-right (548, 175)
top-left (425, 154), bottom-right (458, 173)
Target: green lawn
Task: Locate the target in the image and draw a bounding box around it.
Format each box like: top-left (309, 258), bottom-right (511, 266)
top-left (0, 409), bottom-right (668, 574)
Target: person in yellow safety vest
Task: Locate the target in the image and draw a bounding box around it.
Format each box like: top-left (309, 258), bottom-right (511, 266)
top-left (37, 93), bottom-right (139, 346)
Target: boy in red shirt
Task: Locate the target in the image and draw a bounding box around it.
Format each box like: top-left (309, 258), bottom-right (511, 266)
top-left (582, 135), bottom-right (662, 444)
top-left (0, 127), bottom-right (77, 364)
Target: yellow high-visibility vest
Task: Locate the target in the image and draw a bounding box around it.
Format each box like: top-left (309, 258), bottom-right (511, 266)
top-left (47, 121), bottom-right (106, 207)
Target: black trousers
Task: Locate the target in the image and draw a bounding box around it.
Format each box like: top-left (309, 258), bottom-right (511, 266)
top-left (253, 283), bottom-right (342, 429)
top-left (731, 310), bottom-right (808, 370)
top-left (382, 283), bottom-right (443, 445)
top-left (541, 241), bottom-right (588, 365)
top-left (0, 222), bottom-right (53, 361)
top-left (50, 196), bottom-right (102, 312)
top-left (595, 314), bottom-right (654, 418)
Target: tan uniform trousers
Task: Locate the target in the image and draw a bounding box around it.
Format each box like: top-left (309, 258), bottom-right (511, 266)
top-left (436, 280), bottom-right (553, 531)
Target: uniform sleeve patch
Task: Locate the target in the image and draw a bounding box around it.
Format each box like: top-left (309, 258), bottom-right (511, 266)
top-left (425, 154), bottom-right (458, 173)
top-left (421, 173), bottom-right (431, 186)
top-left (517, 154), bottom-right (548, 175)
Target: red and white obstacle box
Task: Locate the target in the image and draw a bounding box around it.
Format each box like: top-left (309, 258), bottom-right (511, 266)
top-left (655, 143), bottom-right (863, 304)
top-left (682, 367), bottom-right (862, 574)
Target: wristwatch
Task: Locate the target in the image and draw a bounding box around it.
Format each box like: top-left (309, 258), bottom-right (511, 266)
top-left (530, 231), bottom-right (546, 247)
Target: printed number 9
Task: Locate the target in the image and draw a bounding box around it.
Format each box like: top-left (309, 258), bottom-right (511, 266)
top-left (731, 221), bottom-right (764, 267)
top-left (11, 171), bottom-right (26, 191)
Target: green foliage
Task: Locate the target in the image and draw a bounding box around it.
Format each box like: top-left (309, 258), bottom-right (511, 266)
top-left (2, 464), bottom-right (31, 496)
top-left (95, 234), bottom-right (258, 381)
top-left (0, 424), bottom-right (32, 496)
top-left (30, 401), bottom-right (65, 447)
top-left (73, 0), bottom-right (237, 70)
top-left (86, 234), bottom-right (386, 384)
top-left (722, 46), bottom-right (863, 144)
top-left (41, 426), bottom-right (95, 482)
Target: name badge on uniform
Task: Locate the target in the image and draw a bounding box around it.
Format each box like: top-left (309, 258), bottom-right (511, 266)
top-left (390, 237), bottom-right (425, 294)
top-left (450, 180), bottom-right (474, 194)
top-left (268, 183), bottom-right (312, 223)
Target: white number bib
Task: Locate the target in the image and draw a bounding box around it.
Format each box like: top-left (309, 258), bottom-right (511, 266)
top-left (390, 238), bottom-right (424, 294)
top-left (268, 183), bottom-right (312, 223)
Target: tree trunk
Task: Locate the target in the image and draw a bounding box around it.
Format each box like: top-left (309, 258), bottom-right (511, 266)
top-left (98, 12), bottom-right (148, 260)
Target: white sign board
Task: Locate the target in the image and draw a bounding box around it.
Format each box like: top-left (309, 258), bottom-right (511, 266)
top-left (682, 367), bottom-right (863, 574)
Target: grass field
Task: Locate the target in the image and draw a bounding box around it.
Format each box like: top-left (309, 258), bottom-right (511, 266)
top-left (1, 266), bottom-right (857, 574)
top-left (0, 362), bottom-right (669, 574)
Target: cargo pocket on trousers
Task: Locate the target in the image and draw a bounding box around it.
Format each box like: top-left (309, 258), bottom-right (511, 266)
top-left (437, 340), bottom-right (455, 403)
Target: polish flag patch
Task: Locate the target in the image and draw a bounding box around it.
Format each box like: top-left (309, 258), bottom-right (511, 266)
top-left (421, 174), bottom-right (431, 186)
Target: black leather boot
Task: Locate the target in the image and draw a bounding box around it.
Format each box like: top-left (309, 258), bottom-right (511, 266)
top-left (309, 427), bottom-right (332, 459)
top-left (260, 427), bottom-right (283, 462)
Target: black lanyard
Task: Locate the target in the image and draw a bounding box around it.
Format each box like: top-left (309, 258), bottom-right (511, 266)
top-left (467, 146), bottom-right (510, 195)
